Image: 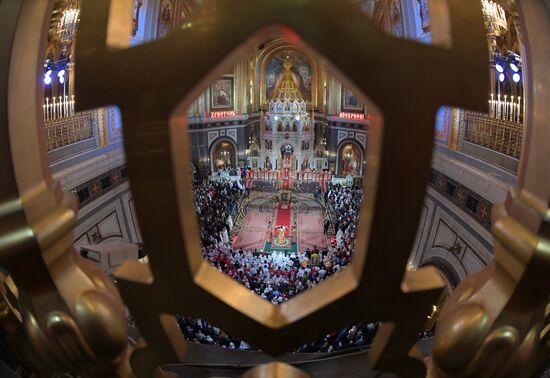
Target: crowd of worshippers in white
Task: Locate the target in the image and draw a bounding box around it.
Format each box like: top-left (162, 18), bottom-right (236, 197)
top-left (179, 180), bottom-right (379, 352)
top-left (195, 181), bottom-right (363, 303)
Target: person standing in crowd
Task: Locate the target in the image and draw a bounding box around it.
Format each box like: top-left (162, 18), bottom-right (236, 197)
top-left (324, 219), bottom-right (330, 234)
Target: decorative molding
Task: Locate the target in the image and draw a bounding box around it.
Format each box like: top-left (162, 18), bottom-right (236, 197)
top-left (74, 210), bottom-right (124, 247)
top-left (226, 129), bottom-right (238, 143)
top-left (337, 130), bottom-right (348, 145)
top-left (72, 165), bottom-right (129, 209)
top-left (207, 128), bottom-right (238, 148)
top-left (355, 132), bottom-right (367, 149)
top-left (208, 131), bottom-right (219, 145)
top-left (428, 168), bottom-right (493, 229)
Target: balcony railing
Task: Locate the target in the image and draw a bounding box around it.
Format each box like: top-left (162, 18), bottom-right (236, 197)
top-left (45, 111), bottom-right (96, 151)
top-left (463, 111), bottom-right (523, 159)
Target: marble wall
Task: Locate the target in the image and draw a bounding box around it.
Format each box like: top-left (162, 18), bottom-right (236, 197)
top-left (409, 149), bottom-right (514, 287)
top-left (410, 188), bottom-right (493, 286)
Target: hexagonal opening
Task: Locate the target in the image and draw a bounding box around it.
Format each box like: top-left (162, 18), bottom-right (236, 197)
top-left (187, 42), bottom-right (377, 306)
top-left (168, 18), bottom-right (384, 333)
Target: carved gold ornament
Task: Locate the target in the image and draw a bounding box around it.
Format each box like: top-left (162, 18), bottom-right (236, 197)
top-left (0, 0), bottom-right (548, 377)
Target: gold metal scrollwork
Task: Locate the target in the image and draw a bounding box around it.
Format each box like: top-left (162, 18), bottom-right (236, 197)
top-left (429, 2), bottom-right (550, 377)
top-left (0, 0), bottom-right (506, 376)
top-left (0, 1), bottom-right (131, 376)
top-left (74, 0), bottom-right (487, 377)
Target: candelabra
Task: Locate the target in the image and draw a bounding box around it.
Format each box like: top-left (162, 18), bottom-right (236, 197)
top-left (43, 95), bottom-right (76, 122)
top-left (488, 93), bottom-right (522, 123)
top-left (481, 0), bottom-right (508, 38)
top-left (56, 0), bottom-right (80, 53)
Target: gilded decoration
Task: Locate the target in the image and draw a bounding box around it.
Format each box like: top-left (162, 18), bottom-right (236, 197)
top-left (257, 40), bottom-right (320, 109)
top-left (1, 0), bottom-right (548, 377)
top-left (73, 0), bottom-right (487, 376)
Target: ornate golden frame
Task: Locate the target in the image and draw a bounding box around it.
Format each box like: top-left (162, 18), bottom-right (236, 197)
top-left (72, 0), bottom-right (487, 376)
top-left (256, 39), bottom-right (320, 109)
top-left (7, 0), bottom-right (548, 377)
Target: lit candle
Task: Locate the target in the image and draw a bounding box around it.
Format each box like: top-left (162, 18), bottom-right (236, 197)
top-left (510, 96), bottom-right (514, 122)
top-left (504, 95), bottom-right (508, 119)
top-left (52, 97), bottom-right (56, 119)
top-left (45, 98), bottom-right (49, 121)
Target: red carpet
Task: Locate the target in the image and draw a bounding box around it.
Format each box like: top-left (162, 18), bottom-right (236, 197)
top-left (280, 177), bottom-right (291, 189)
top-left (234, 212), bottom-right (271, 250)
top-left (297, 213), bottom-right (328, 251)
top-left (274, 201), bottom-right (291, 236)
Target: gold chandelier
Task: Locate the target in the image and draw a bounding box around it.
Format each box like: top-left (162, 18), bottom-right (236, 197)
top-left (56, 0), bottom-right (80, 47)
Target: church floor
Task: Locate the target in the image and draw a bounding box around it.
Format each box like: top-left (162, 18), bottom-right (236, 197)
top-left (233, 190), bottom-right (328, 253)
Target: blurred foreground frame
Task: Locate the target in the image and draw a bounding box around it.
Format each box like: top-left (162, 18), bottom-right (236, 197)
top-left (1, 0), bottom-right (547, 377)
top-left (75, 0), bottom-right (486, 376)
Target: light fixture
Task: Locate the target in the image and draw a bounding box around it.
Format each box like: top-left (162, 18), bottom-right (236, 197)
top-left (510, 62), bottom-right (519, 72)
top-left (499, 73), bottom-right (506, 82)
top-left (58, 69), bottom-right (66, 84)
top-left (44, 70), bottom-right (52, 85)
top-left (495, 63), bottom-right (504, 73)
top-left (481, 0), bottom-right (508, 36)
top-left (57, 0), bottom-right (80, 49)
top-left (512, 73), bottom-right (521, 83)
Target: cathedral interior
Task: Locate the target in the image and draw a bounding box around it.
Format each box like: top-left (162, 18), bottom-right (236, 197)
top-left (0, 0), bottom-right (549, 377)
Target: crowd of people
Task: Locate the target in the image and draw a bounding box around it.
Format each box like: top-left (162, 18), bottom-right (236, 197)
top-left (325, 183), bottom-right (364, 251)
top-left (181, 179), bottom-right (375, 353)
top-left (296, 322), bottom-right (379, 353)
top-left (176, 316), bottom-right (252, 350)
top-left (176, 314), bottom-right (380, 354)
top-left (194, 180), bottom-right (240, 248)
top-left (197, 183), bottom-right (363, 304)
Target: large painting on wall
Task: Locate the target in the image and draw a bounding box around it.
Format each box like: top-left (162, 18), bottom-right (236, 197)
top-left (157, 0), bottom-right (174, 39)
top-left (435, 107), bottom-right (452, 144)
top-left (211, 77), bottom-right (234, 109)
top-left (389, 0), bottom-right (404, 37)
top-left (342, 87), bottom-right (363, 111)
top-left (414, 0), bottom-right (431, 38)
top-left (339, 143), bottom-right (363, 177)
top-left (266, 49), bottom-right (312, 102)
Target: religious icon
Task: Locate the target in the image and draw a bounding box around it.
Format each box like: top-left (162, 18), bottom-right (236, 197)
top-left (162, 0), bottom-right (172, 21)
top-left (339, 143), bottom-right (362, 176)
top-left (390, 0), bottom-right (404, 37)
top-left (301, 156), bottom-right (309, 171)
top-left (265, 156), bottom-right (272, 169)
top-left (211, 78), bottom-right (234, 109)
top-left (157, 0), bottom-right (173, 38)
top-left (132, 0), bottom-right (143, 37)
top-left (342, 87), bottom-right (362, 111)
top-left (266, 49), bottom-right (313, 101)
top-left (417, 0), bottom-right (431, 33)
